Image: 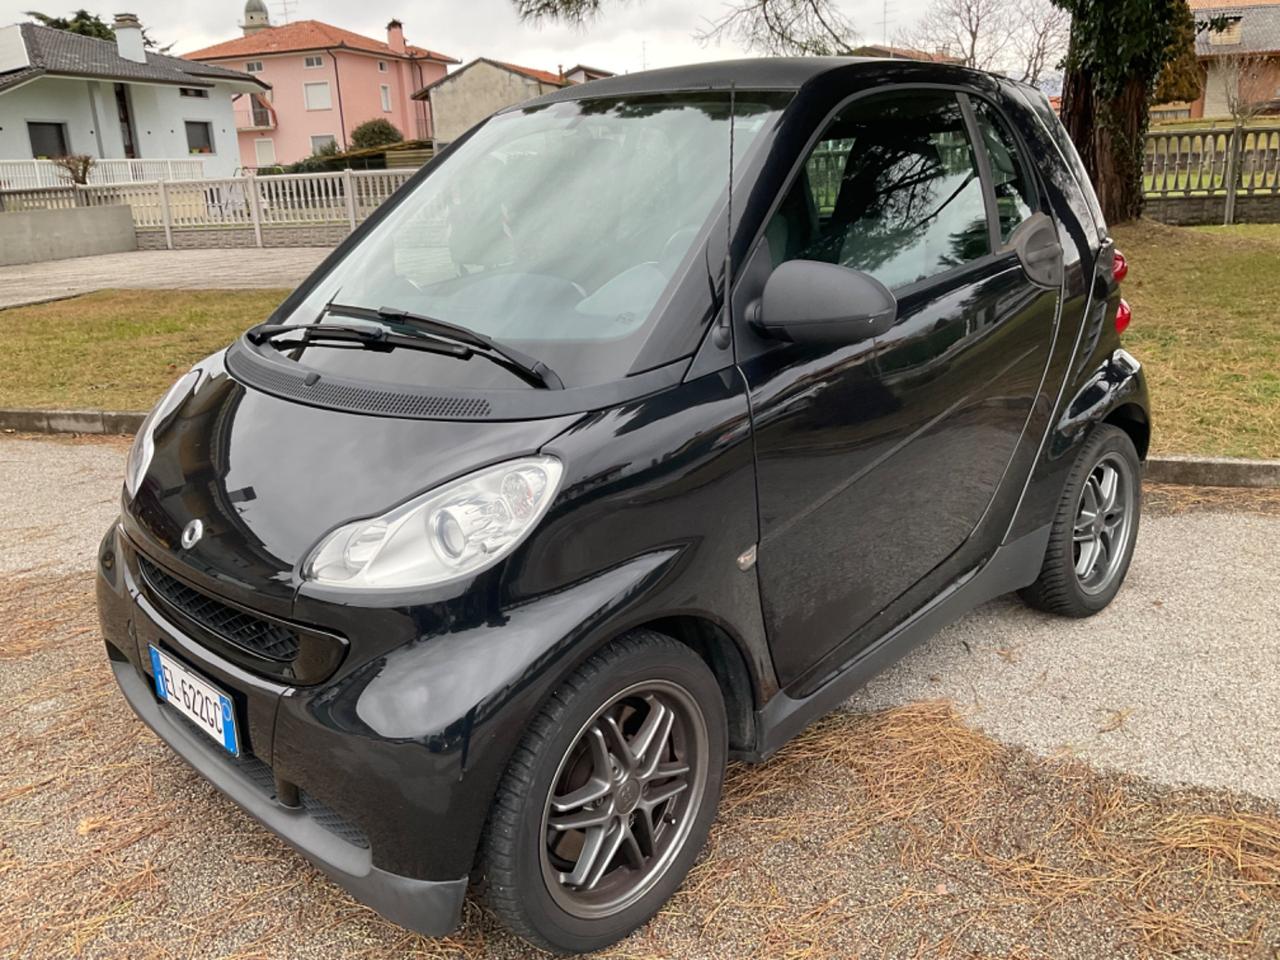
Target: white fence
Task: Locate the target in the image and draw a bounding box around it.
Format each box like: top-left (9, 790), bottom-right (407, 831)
top-left (0, 158), bottom-right (209, 190)
top-left (0, 168), bottom-right (417, 248)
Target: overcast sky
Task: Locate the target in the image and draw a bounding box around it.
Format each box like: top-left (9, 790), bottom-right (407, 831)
top-left (1, 0), bottom-right (934, 72)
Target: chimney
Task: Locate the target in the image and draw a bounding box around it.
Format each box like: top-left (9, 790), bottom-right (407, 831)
top-left (387, 19), bottom-right (406, 54)
top-left (113, 13), bottom-right (145, 63)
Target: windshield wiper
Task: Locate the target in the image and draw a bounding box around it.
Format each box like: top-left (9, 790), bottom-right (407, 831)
top-left (247, 322), bottom-right (470, 358)
top-left (323, 302), bottom-right (565, 390)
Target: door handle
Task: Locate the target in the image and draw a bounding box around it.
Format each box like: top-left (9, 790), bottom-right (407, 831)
top-left (1007, 212), bottom-right (1064, 289)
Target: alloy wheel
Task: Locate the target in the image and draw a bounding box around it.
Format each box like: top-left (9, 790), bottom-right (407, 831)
top-left (539, 679), bottom-right (709, 920)
top-left (1072, 452), bottom-right (1136, 595)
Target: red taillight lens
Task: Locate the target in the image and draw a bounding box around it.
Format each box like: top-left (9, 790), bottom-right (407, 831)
top-left (1113, 249), bottom-right (1128, 283)
top-left (1115, 298), bottom-right (1132, 335)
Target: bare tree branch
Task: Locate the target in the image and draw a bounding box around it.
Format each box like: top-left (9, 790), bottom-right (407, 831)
top-left (907, 0), bottom-right (1013, 70)
top-left (1010, 0), bottom-right (1070, 85)
top-left (697, 0), bottom-right (859, 56)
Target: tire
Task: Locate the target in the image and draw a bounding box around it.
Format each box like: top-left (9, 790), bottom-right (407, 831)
top-left (478, 630), bottom-right (728, 954)
top-left (1020, 424), bottom-right (1142, 618)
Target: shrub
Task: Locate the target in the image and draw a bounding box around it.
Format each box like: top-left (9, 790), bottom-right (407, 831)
top-left (350, 118), bottom-right (403, 150)
top-left (51, 154), bottom-right (95, 184)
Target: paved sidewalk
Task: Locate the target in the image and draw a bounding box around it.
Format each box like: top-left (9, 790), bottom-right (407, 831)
top-left (0, 248), bottom-right (329, 308)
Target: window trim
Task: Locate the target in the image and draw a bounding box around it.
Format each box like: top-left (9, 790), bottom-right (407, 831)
top-left (310, 133), bottom-right (337, 153)
top-left (245, 60), bottom-right (263, 73)
top-left (746, 82), bottom-right (1050, 303)
top-left (377, 60), bottom-right (387, 72)
top-left (380, 83), bottom-right (391, 112)
top-left (304, 54), bottom-right (325, 69)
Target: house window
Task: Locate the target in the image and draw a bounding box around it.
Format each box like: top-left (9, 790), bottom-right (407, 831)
top-left (185, 120), bottom-right (214, 154)
top-left (27, 121), bottom-right (69, 158)
top-left (377, 60), bottom-right (387, 72)
top-left (246, 60), bottom-right (263, 73)
top-left (304, 55), bottom-right (324, 68)
top-left (310, 134), bottom-right (337, 153)
top-left (380, 84), bottom-right (391, 112)
top-left (254, 138), bottom-right (276, 166)
top-left (304, 81), bottom-right (332, 110)
top-left (179, 87), bottom-right (209, 98)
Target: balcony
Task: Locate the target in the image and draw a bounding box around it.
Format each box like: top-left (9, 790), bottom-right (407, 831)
top-left (235, 94), bottom-right (276, 132)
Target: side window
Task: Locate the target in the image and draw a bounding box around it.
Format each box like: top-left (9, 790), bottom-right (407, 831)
top-left (970, 98), bottom-right (1036, 243)
top-left (767, 91), bottom-right (990, 290)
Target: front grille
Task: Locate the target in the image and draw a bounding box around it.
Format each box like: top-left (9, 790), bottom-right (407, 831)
top-left (138, 556), bottom-right (300, 661)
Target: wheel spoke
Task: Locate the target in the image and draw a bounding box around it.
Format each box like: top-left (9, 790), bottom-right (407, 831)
top-left (597, 713), bottom-right (636, 774)
top-left (1082, 478), bottom-right (1100, 517)
top-left (634, 706), bottom-right (676, 780)
top-left (1075, 536), bottom-right (1098, 578)
top-left (550, 775), bottom-right (611, 815)
top-left (619, 821), bottom-right (646, 869)
top-left (641, 777), bottom-right (689, 810)
top-left (580, 820), bottom-right (627, 890)
top-left (563, 823), bottom-right (609, 888)
top-left (632, 805), bottom-right (657, 858)
top-left (548, 804), bottom-right (614, 832)
top-left (1098, 465), bottom-right (1119, 513)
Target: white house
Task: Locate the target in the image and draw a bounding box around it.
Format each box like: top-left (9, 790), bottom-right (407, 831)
top-left (0, 14), bottom-right (267, 178)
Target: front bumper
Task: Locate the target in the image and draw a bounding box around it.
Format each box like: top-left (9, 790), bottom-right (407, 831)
top-left (107, 652), bottom-right (467, 935)
top-left (97, 525), bottom-right (469, 937)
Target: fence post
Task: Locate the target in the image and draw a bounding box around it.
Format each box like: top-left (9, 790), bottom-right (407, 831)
top-left (246, 171), bottom-right (263, 248)
top-left (1223, 123), bottom-right (1243, 226)
top-left (343, 168), bottom-right (356, 232)
top-left (158, 179), bottom-right (173, 250)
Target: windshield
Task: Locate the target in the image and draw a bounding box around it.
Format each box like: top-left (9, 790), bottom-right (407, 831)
top-left (280, 92), bottom-right (788, 387)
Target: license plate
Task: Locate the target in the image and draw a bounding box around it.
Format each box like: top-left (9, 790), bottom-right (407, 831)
top-left (148, 645), bottom-right (240, 756)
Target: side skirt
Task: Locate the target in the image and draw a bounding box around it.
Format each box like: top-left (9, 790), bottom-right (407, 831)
top-left (742, 523), bottom-right (1051, 762)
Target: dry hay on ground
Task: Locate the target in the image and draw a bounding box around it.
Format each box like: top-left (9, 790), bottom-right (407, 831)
top-left (1, 576), bottom-right (1278, 959)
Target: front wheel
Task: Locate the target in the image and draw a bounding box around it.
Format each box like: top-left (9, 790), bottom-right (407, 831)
top-left (479, 630), bottom-right (727, 954)
top-left (1020, 424), bottom-right (1142, 617)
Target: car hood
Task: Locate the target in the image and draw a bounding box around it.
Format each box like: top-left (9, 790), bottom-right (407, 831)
top-left (122, 355), bottom-right (581, 615)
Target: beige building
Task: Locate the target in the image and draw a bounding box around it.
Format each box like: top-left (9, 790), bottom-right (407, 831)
top-left (1153, 0), bottom-right (1280, 121)
top-left (413, 58), bottom-right (568, 143)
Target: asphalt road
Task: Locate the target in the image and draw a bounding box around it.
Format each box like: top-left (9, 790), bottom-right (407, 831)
top-left (3, 434), bottom-right (1276, 799)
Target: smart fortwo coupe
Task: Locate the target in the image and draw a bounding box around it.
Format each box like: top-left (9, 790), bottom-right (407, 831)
top-left (97, 58), bottom-right (1149, 954)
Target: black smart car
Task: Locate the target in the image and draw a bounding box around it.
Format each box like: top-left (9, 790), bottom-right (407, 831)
top-left (97, 58), bottom-right (1149, 954)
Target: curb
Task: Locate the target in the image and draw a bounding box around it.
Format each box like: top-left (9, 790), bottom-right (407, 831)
top-left (3, 408), bottom-right (1279, 489)
top-left (1145, 455), bottom-right (1280, 489)
top-left (0, 408), bottom-right (145, 435)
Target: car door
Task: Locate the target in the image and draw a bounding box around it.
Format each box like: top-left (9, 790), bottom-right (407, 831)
top-left (736, 87), bottom-right (1061, 689)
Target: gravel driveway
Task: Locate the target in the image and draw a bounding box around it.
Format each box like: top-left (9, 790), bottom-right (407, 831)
top-left (2, 434), bottom-right (1275, 798)
top-left (2, 435), bottom-right (1277, 959)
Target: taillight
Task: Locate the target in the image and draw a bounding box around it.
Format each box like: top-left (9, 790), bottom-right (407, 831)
top-left (1113, 249), bottom-right (1128, 283)
top-left (1115, 298), bottom-right (1132, 335)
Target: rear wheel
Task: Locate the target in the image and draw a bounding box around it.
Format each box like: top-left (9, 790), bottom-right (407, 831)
top-left (479, 631), bottom-right (727, 954)
top-left (1020, 424), bottom-right (1141, 617)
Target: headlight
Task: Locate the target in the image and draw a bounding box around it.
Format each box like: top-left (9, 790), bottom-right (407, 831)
top-left (124, 369), bottom-right (201, 499)
top-left (305, 456), bottom-right (563, 589)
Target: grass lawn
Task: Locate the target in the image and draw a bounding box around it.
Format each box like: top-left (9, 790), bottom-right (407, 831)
top-left (0, 222), bottom-right (1276, 460)
top-left (0, 289), bottom-right (289, 411)
top-left (1112, 220), bottom-right (1280, 459)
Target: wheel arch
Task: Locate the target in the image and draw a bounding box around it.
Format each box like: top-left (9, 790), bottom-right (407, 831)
top-left (1103, 402), bottom-right (1150, 460)
top-left (635, 615), bottom-right (759, 755)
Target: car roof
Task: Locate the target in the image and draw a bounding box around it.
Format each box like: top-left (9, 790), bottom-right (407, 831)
top-left (522, 56), bottom-right (1001, 108)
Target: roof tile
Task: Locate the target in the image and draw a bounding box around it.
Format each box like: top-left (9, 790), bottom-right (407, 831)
top-left (183, 20), bottom-right (458, 64)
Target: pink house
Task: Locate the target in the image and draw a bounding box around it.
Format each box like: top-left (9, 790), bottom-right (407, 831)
top-left (184, 4), bottom-right (457, 169)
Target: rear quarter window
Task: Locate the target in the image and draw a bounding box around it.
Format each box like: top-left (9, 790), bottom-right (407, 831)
top-left (1016, 87), bottom-right (1106, 246)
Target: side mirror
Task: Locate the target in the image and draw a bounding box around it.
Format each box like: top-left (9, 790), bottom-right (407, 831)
top-left (751, 260), bottom-right (898, 345)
